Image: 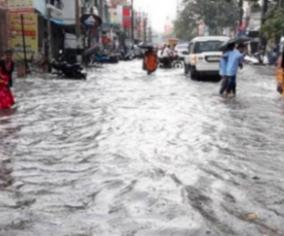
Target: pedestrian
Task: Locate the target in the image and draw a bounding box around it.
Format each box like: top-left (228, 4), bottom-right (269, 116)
top-left (159, 44), bottom-right (173, 68)
top-left (0, 68), bottom-right (15, 109)
top-left (219, 43), bottom-right (235, 96)
top-left (143, 47), bottom-right (158, 75)
top-left (225, 43), bottom-right (246, 96)
top-left (0, 49), bottom-right (15, 89)
top-left (276, 49), bottom-right (284, 95)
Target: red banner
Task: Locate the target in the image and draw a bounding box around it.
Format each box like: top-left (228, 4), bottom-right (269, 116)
top-left (123, 6), bottom-right (131, 29)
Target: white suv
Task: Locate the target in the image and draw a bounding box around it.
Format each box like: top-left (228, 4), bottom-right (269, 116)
top-left (184, 36), bottom-right (229, 79)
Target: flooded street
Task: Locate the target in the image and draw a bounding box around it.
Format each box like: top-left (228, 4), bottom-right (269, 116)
top-left (1, 61), bottom-right (284, 236)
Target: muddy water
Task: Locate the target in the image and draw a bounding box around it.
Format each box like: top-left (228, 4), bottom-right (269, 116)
top-left (0, 61), bottom-right (284, 236)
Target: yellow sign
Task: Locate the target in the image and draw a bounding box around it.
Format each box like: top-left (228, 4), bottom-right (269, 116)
top-left (8, 12), bottom-right (38, 60)
top-left (8, 0), bottom-right (33, 9)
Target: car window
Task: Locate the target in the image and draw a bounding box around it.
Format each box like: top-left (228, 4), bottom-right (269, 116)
top-left (188, 43), bottom-right (194, 54)
top-left (193, 41), bottom-right (223, 53)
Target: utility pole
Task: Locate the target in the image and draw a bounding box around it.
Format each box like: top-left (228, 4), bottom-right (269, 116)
top-left (99, 0), bottom-right (104, 20)
top-left (239, 0), bottom-right (244, 27)
top-left (261, 0), bottom-right (268, 26)
top-left (98, 0), bottom-right (104, 45)
top-left (143, 15), bottom-right (147, 43)
top-left (47, 0), bottom-right (52, 67)
top-left (260, 0), bottom-right (269, 50)
top-left (131, 0), bottom-right (134, 42)
top-left (20, 14), bottom-right (29, 75)
top-left (148, 26), bottom-right (152, 43)
top-left (75, 0), bottom-right (81, 62)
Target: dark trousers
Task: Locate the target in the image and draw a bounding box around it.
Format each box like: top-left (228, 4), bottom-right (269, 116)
top-left (220, 77), bottom-right (229, 95)
top-left (227, 76), bottom-right (236, 95)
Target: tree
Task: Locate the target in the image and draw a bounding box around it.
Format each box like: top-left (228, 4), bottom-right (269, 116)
top-left (174, 0), bottom-right (240, 40)
top-left (262, 7), bottom-right (284, 43)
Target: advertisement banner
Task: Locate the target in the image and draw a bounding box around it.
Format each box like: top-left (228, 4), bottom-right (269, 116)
top-left (123, 6), bottom-right (131, 29)
top-left (8, 0), bottom-right (33, 9)
top-left (8, 12), bottom-right (38, 59)
top-left (0, 0), bottom-right (7, 8)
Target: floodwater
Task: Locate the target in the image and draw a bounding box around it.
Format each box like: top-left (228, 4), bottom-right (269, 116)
top-left (0, 61), bottom-right (284, 236)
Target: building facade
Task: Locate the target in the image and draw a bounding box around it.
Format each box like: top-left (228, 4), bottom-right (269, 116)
top-left (0, 0), bottom-right (8, 56)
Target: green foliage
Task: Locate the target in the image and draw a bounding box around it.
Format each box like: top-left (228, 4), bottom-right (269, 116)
top-left (262, 7), bottom-right (284, 42)
top-left (174, 0), bottom-right (240, 40)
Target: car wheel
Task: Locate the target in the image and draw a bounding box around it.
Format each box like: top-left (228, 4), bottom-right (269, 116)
top-left (173, 60), bottom-right (184, 69)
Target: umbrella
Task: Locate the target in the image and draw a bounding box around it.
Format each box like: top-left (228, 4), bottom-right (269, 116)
top-left (219, 41), bottom-right (236, 51)
top-left (220, 35), bottom-right (250, 51)
top-left (139, 43), bottom-right (154, 49)
top-left (227, 35), bottom-right (250, 45)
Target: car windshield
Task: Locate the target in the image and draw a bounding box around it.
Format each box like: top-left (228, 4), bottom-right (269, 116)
top-left (194, 41), bottom-right (223, 53)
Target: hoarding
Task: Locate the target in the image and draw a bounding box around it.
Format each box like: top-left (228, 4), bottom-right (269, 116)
top-left (123, 6), bottom-right (131, 29)
top-left (0, 0), bottom-right (7, 8)
top-left (8, 12), bottom-right (38, 59)
top-left (7, 0), bottom-right (33, 11)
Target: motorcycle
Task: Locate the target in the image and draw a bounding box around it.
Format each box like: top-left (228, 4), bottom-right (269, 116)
top-left (51, 60), bottom-right (86, 80)
top-left (51, 50), bottom-right (86, 79)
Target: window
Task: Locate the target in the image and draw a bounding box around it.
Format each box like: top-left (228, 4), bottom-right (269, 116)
top-left (188, 43), bottom-right (194, 54)
top-left (193, 41), bottom-right (223, 53)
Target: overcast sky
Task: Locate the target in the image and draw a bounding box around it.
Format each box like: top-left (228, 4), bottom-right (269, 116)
top-left (134, 0), bottom-right (178, 32)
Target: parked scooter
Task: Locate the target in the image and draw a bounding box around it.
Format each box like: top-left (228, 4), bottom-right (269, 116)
top-left (51, 51), bottom-right (86, 79)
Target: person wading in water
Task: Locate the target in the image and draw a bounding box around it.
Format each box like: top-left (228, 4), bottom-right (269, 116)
top-left (276, 49), bottom-right (284, 95)
top-left (143, 47), bottom-right (158, 75)
top-left (0, 49), bottom-right (15, 88)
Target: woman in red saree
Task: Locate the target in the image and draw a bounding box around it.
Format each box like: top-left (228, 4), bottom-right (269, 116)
top-left (0, 71), bottom-right (14, 109)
